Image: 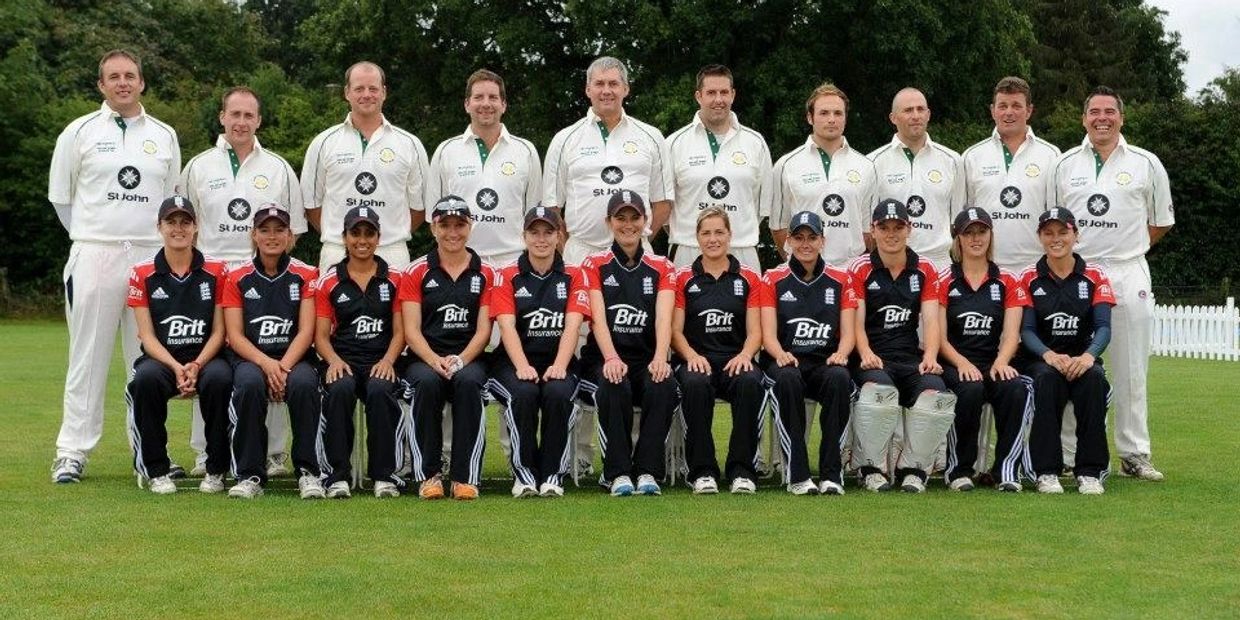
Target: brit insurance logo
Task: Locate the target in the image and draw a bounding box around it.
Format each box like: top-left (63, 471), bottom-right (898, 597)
top-left (228, 198), bottom-right (252, 221)
top-left (354, 172), bottom-right (378, 195)
top-left (906, 195), bottom-right (926, 217)
top-left (1000, 186), bottom-right (1022, 209)
top-left (601, 166), bottom-right (624, 185)
top-left (118, 166), bottom-right (142, 189)
top-left (707, 176), bottom-right (730, 199)
top-left (476, 188), bottom-right (499, 211)
top-left (1087, 193), bottom-right (1110, 216)
top-left (822, 194), bottom-right (845, 217)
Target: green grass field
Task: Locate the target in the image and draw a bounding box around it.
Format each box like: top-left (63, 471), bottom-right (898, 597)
top-left (2, 320), bottom-right (1237, 618)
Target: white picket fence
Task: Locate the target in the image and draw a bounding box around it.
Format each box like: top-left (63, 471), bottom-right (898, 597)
top-left (1151, 297), bottom-right (1240, 361)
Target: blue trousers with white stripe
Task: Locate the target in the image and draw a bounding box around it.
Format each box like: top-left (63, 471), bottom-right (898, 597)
top-left (127, 356), bottom-right (231, 479)
top-left (230, 359), bottom-right (320, 482)
top-left (1023, 360), bottom-right (1110, 479)
top-left (585, 362), bottom-right (678, 482)
top-left (489, 363), bottom-right (577, 488)
top-left (942, 365), bottom-right (1031, 485)
top-left (321, 364), bottom-right (402, 487)
top-left (405, 361), bottom-right (488, 486)
top-left (765, 361), bottom-right (852, 485)
top-left (678, 360), bottom-right (765, 482)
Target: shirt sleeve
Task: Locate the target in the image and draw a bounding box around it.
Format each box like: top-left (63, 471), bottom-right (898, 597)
top-left (477, 266), bottom-right (493, 310)
top-left (490, 268), bottom-right (515, 317)
top-left (919, 262), bottom-right (940, 303)
top-left (301, 132), bottom-right (327, 212)
top-left (389, 272), bottom-right (403, 313)
top-left (542, 128), bottom-right (568, 209)
top-left (1088, 268), bottom-right (1118, 306)
top-left (840, 272), bottom-right (859, 310)
top-left (743, 269), bottom-right (763, 309)
top-left (936, 272), bottom-right (952, 306)
top-left (398, 265), bottom-right (423, 303)
top-left (768, 154), bottom-right (790, 231)
top-left (282, 158), bottom-right (308, 235)
top-left (126, 268), bottom-right (146, 308)
top-left (758, 272), bottom-right (776, 308)
top-left (315, 279), bottom-right (335, 319)
top-left (657, 258), bottom-right (677, 292)
top-left (1147, 152), bottom-right (1175, 227)
top-left (48, 124), bottom-right (79, 205)
top-left (566, 266), bottom-right (591, 317)
top-left (673, 269), bottom-right (689, 309)
top-left (164, 130), bottom-right (182, 197)
top-left (949, 154), bottom-right (967, 214)
top-left (650, 133), bottom-right (674, 204)
top-left (581, 256), bottom-right (602, 292)
top-left (1002, 271), bottom-right (1031, 308)
top-left (524, 140), bottom-right (543, 212)
top-left (848, 261), bottom-right (869, 301)
top-left (425, 140), bottom-right (447, 212)
top-left (408, 136), bottom-right (430, 213)
top-left (220, 271), bottom-right (242, 308)
top-left (755, 139), bottom-right (773, 220)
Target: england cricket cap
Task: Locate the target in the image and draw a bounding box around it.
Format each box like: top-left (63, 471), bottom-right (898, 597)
top-left (523, 204), bottom-right (563, 230)
top-left (253, 203), bottom-right (291, 227)
top-left (789, 211), bottom-right (824, 235)
top-left (1037, 207), bottom-right (1077, 231)
top-left (872, 199), bottom-right (910, 224)
top-left (157, 195), bottom-right (196, 222)
top-left (606, 189), bottom-right (646, 218)
top-left (342, 205), bottom-right (381, 233)
top-left (952, 207), bottom-right (993, 236)
top-left (432, 195), bottom-right (472, 221)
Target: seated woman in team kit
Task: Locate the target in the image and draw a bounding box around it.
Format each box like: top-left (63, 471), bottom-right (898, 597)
top-left (579, 190), bottom-right (679, 497)
top-left (1017, 208), bottom-right (1116, 495)
top-left (760, 211), bottom-right (857, 496)
top-left (848, 199), bottom-right (956, 494)
top-left (671, 207), bottom-right (766, 495)
top-left (489, 206), bottom-right (591, 498)
top-left (221, 205), bottom-right (323, 499)
top-left (314, 206), bottom-right (407, 499)
top-left (401, 196), bottom-right (495, 501)
top-left (936, 208), bottom-right (1033, 492)
top-left (125, 196), bottom-right (232, 495)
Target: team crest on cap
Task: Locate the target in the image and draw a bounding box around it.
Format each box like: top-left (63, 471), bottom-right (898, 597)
top-left (379, 148), bottom-right (395, 164)
top-left (1116, 172), bottom-right (1132, 185)
top-left (228, 198), bottom-right (251, 221)
top-left (118, 166), bottom-right (141, 189)
top-left (707, 176), bottom-right (731, 199)
top-left (358, 207), bottom-right (370, 217)
top-left (1000, 186), bottom-right (1022, 209)
top-left (253, 175), bottom-right (269, 190)
top-left (142, 140), bottom-right (158, 155)
top-left (847, 170), bottom-right (862, 184)
top-left (800, 213), bottom-right (811, 225)
top-left (730, 151), bottom-right (747, 165)
top-left (907, 195), bottom-right (926, 217)
top-left (601, 166), bottom-right (624, 185)
top-left (1025, 164), bottom-right (1041, 178)
top-left (968, 208), bottom-right (980, 220)
top-left (623, 141), bottom-right (638, 155)
top-left (476, 188), bottom-right (499, 211)
top-left (354, 172), bottom-right (378, 195)
top-left (1087, 194), bottom-right (1110, 216)
top-left (927, 170), bottom-right (943, 184)
top-left (823, 194), bottom-right (845, 217)
top-left (501, 161), bottom-right (517, 176)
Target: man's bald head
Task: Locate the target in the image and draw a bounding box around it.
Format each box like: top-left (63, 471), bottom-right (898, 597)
top-left (889, 87), bottom-right (930, 146)
top-left (891, 87), bottom-right (926, 113)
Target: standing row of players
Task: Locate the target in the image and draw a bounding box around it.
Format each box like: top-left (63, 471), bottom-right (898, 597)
top-left (48, 49), bottom-right (1171, 490)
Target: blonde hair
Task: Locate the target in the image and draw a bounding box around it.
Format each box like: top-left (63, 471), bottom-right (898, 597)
top-left (950, 224), bottom-right (995, 263)
top-left (695, 206), bottom-right (731, 233)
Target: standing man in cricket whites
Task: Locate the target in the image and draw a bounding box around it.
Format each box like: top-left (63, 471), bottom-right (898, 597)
top-left (962, 77), bottom-right (1060, 273)
top-left (543, 56), bottom-right (674, 472)
top-left (428, 69), bottom-right (541, 267)
top-left (771, 83), bottom-right (877, 268)
top-left (303, 61), bottom-right (429, 270)
top-left (1053, 86), bottom-right (1172, 482)
top-left (181, 86), bottom-right (306, 476)
top-left (48, 49), bottom-right (181, 483)
top-left (666, 64), bottom-right (771, 269)
top-left (868, 87), bottom-right (965, 270)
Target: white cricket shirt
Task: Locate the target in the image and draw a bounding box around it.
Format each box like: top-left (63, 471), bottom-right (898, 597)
top-left (667, 112), bottom-right (771, 248)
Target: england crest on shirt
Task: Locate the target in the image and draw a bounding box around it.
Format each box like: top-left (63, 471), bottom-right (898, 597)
top-left (470, 275), bottom-right (482, 294)
top-left (1078, 281), bottom-right (1089, 299)
top-left (733, 279), bottom-right (745, 297)
top-left (555, 282), bottom-right (567, 299)
top-left (199, 282), bottom-right (212, 301)
top-left (289, 283), bottom-right (301, 301)
top-left (824, 288), bottom-right (836, 305)
top-left (378, 282), bottom-right (391, 302)
top-left (910, 276), bottom-right (920, 294)
top-left (643, 276), bottom-right (654, 295)
top-left (990, 284), bottom-right (1001, 302)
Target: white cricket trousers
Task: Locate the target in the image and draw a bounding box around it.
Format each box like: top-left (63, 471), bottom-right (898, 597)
top-left (56, 241), bottom-right (159, 462)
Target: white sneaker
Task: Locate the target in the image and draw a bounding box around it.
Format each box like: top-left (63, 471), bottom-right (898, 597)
top-left (1121, 455), bottom-right (1164, 482)
top-left (266, 454), bottom-right (290, 477)
top-left (1036, 474), bottom-right (1065, 494)
top-left (51, 457), bottom-right (84, 484)
top-left (949, 477), bottom-right (975, 492)
top-left (691, 476), bottom-right (719, 495)
top-left (298, 475), bottom-right (326, 499)
top-left (511, 481), bottom-right (538, 498)
top-left (818, 480), bottom-right (845, 496)
top-left (609, 475), bottom-right (634, 497)
top-left (148, 475), bottom-right (177, 495)
top-left (863, 473), bottom-right (890, 492)
top-left (787, 479), bottom-right (818, 495)
top-left (1077, 476), bottom-right (1105, 495)
top-left (374, 481), bottom-right (400, 498)
top-left (190, 454), bottom-right (208, 477)
top-left (199, 473), bottom-right (226, 494)
top-left (901, 474), bottom-right (926, 494)
top-left (326, 480), bottom-right (351, 499)
top-left (228, 477), bottom-right (264, 499)
top-left (996, 480), bottom-right (1022, 493)
top-left (731, 477), bottom-right (757, 494)
top-left (636, 474), bottom-right (661, 496)
top-left (539, 482), bottom-right (564, 497)
top-left (167, 462), bottom-right (187, 479)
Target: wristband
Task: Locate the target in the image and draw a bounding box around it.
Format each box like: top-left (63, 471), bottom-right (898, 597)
top-left (604, 355), bottom-right (621, 363)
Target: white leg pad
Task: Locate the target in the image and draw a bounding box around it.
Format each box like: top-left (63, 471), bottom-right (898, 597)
top-left (851, 383), bottom-right (901, 473)
top-left (899, 392), bottom-right (958, 472)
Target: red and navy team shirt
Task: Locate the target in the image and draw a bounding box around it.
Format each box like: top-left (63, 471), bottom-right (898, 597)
top-left (399, 248), bottom-right (494, 357)
top-left (315, 257), bottom-right (402, 367)
top-left (580, 243), bottom-right (677, 364)
top-left (127, 248), bottom-right (228, 364)
top-left (848, 248), bottom-right (940, 364)
top-left (221, 255), bottom-right (318, 359)
top-left (760, 256), bottom-right (857, 364)
top-left (491, 253), bottom-right (591, 368)
top-left (1018, 255), bottom-right (1116, 358)
top-left (937, 262), bottom-right (1029, 368)
top-left (674, 256), bottom-right (762, 362)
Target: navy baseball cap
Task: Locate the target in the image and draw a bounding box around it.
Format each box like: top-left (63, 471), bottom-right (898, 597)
top-left (432, 195), bottom-right (472, 221)
top-left (872, 199), bottom-right (910, 224)
top-left (1038, 207), bottom-right (1077, 231)
top-left (342, 205), bottom-right (381, 233)
top-left (789, 211), bottom-right (824, 235)
top-left (524, 205), bottom-right (563, 230)
top-left (952, 207), bottom-right (993, 236)
top-left (253, 203), bottom-right (291, 227)
top-left (158, 195), bottom-right (196, 222)
top-left (606, 189), bottom-right (647, 218)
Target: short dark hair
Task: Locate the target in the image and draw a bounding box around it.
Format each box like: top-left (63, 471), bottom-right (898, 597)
top-left (695, 64), bottom-right (733, 91)
top-left (466, 69), bottom-right (506, 102)
top-left (221, 86), bottom-right (263, 116)
top-left (344, 61), bottom-right (386, 88)
top-left (993, 76), bottom-right (1031, 106)
top-left (1084, 85), bottom-right (1124, 114)
top-left (98, 49), bottom-right (142, 81)
top-left (805, 83), bottom-right (849, 115)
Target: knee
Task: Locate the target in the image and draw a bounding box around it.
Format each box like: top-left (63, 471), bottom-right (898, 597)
top-left (824, 366), bottom-right (852, 390)
top-left (735, 370), bottom-right (764, 395)
top-left (326, 375), bottom-right (356, 398)
top-left (954, 380), bottom-right (985, 403)
top-left (770, 366), bottom-right (801, 390)
top-left (678, 368), bottom-right (711, 393)
top-left (365, 377), bottom-right (395, 399)
top-left (504, 380), bottom-right (540, 409)
top-left (451, 363), bottom-right (486, 390)
top-left (542, 378), bottom-right (577, 403)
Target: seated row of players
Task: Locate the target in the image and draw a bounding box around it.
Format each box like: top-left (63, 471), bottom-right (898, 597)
top-left (127, 186), bottom-right (1113, 500)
